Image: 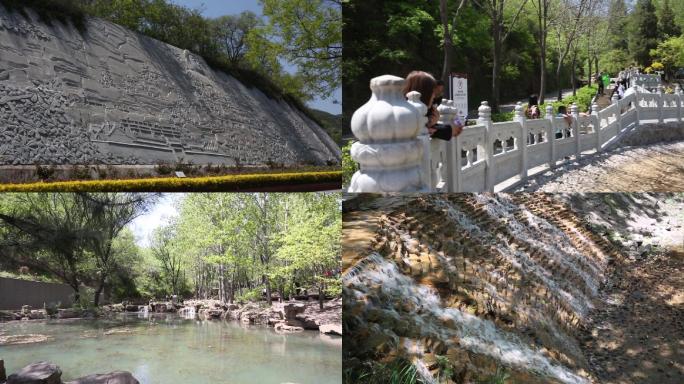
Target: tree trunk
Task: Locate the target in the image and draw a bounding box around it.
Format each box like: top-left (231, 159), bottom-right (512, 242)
top-left (264, 274), bottom-right (272, 306)
top-left (571, 52), bottom-right (578, 96)
top-left (440, 0), bottom-right (453, 96)
top-left (556, 60), bottom-right (563, 101)
top-left (538, 0), bottom-right (548, 104)
top-left (93, 275), bottom-right (105, 307)
top-left (318, 284), bottom-right (324, 311)
top-left (492, 24), bottom-right (503, 112)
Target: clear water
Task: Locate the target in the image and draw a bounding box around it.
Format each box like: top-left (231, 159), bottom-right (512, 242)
top-left (0, 314), bottom-right (341, 384)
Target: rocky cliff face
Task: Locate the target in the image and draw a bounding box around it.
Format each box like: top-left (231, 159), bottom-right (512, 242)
top-left (0, 6), bottom-right (340, 166)
top-left (343, 194), bottom-right (623, 384)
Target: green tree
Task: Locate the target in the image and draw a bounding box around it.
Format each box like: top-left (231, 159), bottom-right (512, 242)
top-left (210, 11), bottom-right (261, 66)
top-left (253, 0), bottom-right (341, 99)
top-left (607, 0), bottom-right (629, 50)
top-left (150, 222), bottom-right (185, 296)
top-left (658, 0), bottom-right (681, 38)
top-left (650, 35), bottom-right (684, 80)
top-left (630, 0), bottom-right (660, 67)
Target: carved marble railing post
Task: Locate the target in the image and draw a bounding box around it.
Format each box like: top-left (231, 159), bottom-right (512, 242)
top-left (348, 75), bottom-right (425, 192)
top-left (592, 102), bottom-right (601, 152)
top-left (657, 85), bottom-right (664, 123)
top-left (513, 102), bottom-right (528, 181)
top-left (675, 84), bottom-right (683, 122)
top-left (437, 100), bottom-right (459, 192)
top-left (546, 104), bottom-right (556, 168)
top-left (410, 91), bottom-right (433, 191)
top-left (632, 85), bottom-right (641, 124)
top-left (478, 101), bottom-right (494, 192)
top-left (611, 93), bottom-right (622, 132)
top-left (570, 102), bottom-right (580, 159)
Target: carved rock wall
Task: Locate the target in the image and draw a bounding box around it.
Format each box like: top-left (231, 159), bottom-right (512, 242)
top-left (0, 6), bottom-right (340, 166)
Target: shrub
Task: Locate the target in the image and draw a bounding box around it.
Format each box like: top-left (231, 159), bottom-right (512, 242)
top-left (34, 164), bottom-right (56, 181)
top-left (155, 162), bottom-right (174, 176)
top-left (0, 171), bottom-right (342, 192)
top-left (342, 140), bottom-right (358, 188)
top-left (68, 165), bottom-right (91, 180)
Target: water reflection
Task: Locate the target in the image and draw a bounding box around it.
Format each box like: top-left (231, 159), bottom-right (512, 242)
top-left (0, 313), bottom-right (341, 384)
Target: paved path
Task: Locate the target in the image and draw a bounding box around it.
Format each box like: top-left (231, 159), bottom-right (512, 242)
top-left (499, 88), bottom-right (574, 113)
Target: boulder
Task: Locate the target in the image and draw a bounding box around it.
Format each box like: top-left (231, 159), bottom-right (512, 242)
top-left (64, 371), bottom-right (139, 384)
top-left (283, 303), bottom-right (306, 320)
top-left (57, 308), bottom-right (82, 319)
top-left (28, 310), bottom-right (47, 320)
top-left (111, 304), bottom-right (125, 312)
top-left (21, 305), bottom-right (31, 315)
top-left (7, 361), bottom-right (61, 384)
top-left (0, 334), bottom-right (52, 345)
top-left (274, 322), bottom-right (304, 332)
top-left (319, 324), bottom-right (342, 336)
top-left (294, 315), bottom-right (319, 330)
top-left (0, 310), bottom-right (19, 321)
top-left (124, 305), bottom-right (138, 312)
top-left (1, 359), bottom-right (6, 382)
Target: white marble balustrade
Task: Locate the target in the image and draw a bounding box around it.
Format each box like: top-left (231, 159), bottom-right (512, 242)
top-left (348, 75), bottom-right (684, 192)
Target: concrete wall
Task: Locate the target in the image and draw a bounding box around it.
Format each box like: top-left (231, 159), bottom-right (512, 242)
top-left (0, 277), bottom-right (74, 310)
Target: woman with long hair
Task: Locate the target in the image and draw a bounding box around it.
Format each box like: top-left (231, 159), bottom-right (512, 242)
top-left (402, 71), bottom-right (463, 141)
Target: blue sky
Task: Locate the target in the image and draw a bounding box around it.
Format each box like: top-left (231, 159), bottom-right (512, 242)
top-left (129, 194), bottom-right (180, 247)
top-left (172, 0), bottom-right (341, 115)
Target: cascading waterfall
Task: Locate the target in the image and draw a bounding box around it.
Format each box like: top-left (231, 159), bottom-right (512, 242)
top-left (344, 194), bottom-right (615, 383)
top-left (345, 253), bottom-right (590, 384)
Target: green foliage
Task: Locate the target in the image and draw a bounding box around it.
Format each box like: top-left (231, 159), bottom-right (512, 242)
top-left (607, 0), bottom-right (630, 50)
top-left (650, 35), bottom-right (684, 79)
top-left (479, 366), bottom-right (511, 384)
top-left (658, 0), bottom-right (681, 38)
top-left (435, 355), bottom-right (454, 382)
top-left (342, 140), bottom-right (358, 188)
top-left (254, 0), bottom-right (341, 100)
top-left (492, 111), bottom-right (514, 122)
top-left (346, 357), bottom-right (423, 384)
top-left (0, 171), bottom-right (342, 192)
top-left (630, 0), bottom-right (660, 67)
top-left (599, 49), bottom-right (632, 75)
top-left (34, 164), bottom-right (57, 181)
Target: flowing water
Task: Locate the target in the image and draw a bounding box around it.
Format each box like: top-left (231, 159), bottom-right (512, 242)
top-left (343, 194), bottom-right (616, 383)
top-left (0, 314), bottom-right (341, 384)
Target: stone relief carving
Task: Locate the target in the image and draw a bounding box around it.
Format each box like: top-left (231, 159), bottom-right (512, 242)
top-left (0, 5), bottom-right (340, 166)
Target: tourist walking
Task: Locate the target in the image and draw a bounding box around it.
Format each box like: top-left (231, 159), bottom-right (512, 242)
top-left (597, 72), bottom-right (605, 95)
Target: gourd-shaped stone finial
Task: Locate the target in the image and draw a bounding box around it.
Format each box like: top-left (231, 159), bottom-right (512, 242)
top-left (437, 99), bottom-right (458, 126)
top-left (477, 101), bottom-right (491, 124)
top-left (545, 104), bottom-right (554, 118)
top-left (611, 93), bottom-right (619, 104)
top-left (569, 103), bottom-right (578, 115)
top-left (591, 102), bottom-right (599, 115)
top-left (514, 102), bottom-right (524, 121)
top-left (675, 83), bottom-right (682, 95)
top-left (348, 75), bottom-right (425, 192)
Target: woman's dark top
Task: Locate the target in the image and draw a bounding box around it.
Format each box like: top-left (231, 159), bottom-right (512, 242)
top-left (426, 106), bottom-right (452, 141)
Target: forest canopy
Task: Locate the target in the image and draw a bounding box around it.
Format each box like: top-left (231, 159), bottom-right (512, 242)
top-left (0, 193), bottom-right (341, 308)
top-left (343, 0), bottom-right (684, 119)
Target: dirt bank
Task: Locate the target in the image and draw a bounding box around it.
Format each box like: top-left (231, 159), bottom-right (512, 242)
top-left (517, 142), bottom-right (684, 192)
